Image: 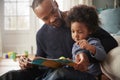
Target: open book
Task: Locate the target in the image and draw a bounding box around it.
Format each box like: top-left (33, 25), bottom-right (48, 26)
top-left (30, 57), bottom-right (75, 68)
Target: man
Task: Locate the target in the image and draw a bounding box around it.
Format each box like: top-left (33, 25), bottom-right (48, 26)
top-left (0, 0), bottom-right (118, 80)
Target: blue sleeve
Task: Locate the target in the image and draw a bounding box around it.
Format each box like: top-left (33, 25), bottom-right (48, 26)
top-left (88, 38), bottom-right (107, 61)
top-left (72, 44), bottom-right (89, 60)
top-left (72, 38), bottom-right (107, 61)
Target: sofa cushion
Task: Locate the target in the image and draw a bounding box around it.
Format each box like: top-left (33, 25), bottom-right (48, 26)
top-left (113, 35), bottom-right (120, 45)
top-left (101, 46), bottom-right (120, 80)
top-left (99, 8), bottom-right (120, 34)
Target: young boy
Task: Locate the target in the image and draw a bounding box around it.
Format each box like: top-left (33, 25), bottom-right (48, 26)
top-left (67, 4), bottom-right (107, 79)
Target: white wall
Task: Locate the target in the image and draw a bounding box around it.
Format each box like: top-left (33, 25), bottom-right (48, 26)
top-left (0, 0), bottom-right (4, 56)
top-left (0, 26), bottom-right (2, 56)
top-left (59, 0), bottom-right (93, 11)
top-left (62, 0), bottom-right (80, 11)
top-left (93, 0), bottom-right (114, 9)
top-left (0, 0), bottom-right (40, 55)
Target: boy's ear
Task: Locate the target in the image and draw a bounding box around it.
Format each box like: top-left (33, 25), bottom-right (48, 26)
top-left (53, 0), bottom-right (58, 7)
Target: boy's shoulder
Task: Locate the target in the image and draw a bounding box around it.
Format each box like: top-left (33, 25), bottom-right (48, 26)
top-left (88, 37), bottom-right (100, 42)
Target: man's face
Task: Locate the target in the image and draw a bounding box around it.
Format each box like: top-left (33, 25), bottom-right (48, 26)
top-left (34, 0), bottom-right (64, 27)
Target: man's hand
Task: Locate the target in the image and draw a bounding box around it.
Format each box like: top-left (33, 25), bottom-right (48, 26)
top-left (19, 56), bottom-right (33, 70)
top-left (73, 53), bottom-right (89, 72)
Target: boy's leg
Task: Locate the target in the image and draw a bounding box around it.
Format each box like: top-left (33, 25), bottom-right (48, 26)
top-left (43, 67), bottom-right (96, 80)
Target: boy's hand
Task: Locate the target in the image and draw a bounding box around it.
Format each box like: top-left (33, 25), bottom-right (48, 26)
top-left (76, 39), bottom-right (89, 49)
top-left (76, 39), bottom-right (96, 54)
top-left (74, 53), bottom-right (89, 72)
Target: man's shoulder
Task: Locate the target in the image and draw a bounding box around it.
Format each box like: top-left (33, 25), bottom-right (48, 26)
top-left (92, 27), bottom-right (111, 37)
top-left (36, 24), bottom-right (49, 36)
top-left (40, 24), bottom-right (49, 30)
top-left (38, 24), bottom-right (49, 32)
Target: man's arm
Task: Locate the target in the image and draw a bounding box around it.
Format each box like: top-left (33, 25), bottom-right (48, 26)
top-left (92, 27), bottom-right (118, 53)
top-left (35, 24), bottom-right (47, 57)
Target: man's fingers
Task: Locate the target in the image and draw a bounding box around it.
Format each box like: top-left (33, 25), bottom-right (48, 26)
top-left (18, 56), bottom-right (30, 69)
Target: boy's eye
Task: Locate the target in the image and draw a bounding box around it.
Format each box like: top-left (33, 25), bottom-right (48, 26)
top-left (78, 31), bottom-right (83, 33)
top-left (71, 30), bottom-right (75, 33)
top-left (79, 32), bottom-right (82, 33)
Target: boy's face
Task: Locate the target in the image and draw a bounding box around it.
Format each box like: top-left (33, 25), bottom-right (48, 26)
top-left (71, 22), bottom-right (91, 42)
top-left (34, 0), bottom-right (63, 27)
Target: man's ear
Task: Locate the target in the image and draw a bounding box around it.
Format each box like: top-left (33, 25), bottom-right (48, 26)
top-left (53, 0), bottom-right (58, 8)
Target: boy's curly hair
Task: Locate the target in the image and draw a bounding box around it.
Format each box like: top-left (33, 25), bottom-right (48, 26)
top-left (67, 5), bottom-right (101, 33)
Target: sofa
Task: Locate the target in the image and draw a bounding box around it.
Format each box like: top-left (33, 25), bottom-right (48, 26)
top-left (99, 8), bottom-right (120, 80)
top-left (101, 39), bottom-right (120, 80)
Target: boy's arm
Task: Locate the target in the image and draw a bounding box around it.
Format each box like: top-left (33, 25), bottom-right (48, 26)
top-left (87, 38), bottom-right (107, 61)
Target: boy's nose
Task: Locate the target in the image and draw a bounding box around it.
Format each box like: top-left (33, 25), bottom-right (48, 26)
top-left (74, 33), bottom-right (78, 37)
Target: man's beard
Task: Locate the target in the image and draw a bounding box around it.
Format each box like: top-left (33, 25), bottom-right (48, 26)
top-left (50, 18), bottom-right (64, 28)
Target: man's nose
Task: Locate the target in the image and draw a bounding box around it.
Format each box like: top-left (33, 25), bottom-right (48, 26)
top-left (49, 16), bottom-right (56, 23)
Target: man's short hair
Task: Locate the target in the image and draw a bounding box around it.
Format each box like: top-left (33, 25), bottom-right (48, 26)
top-left (31, 0), bottom-right (44, 10)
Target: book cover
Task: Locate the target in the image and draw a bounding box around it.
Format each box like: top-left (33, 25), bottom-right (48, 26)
top-left (30, 57), bottom-right (75, 68)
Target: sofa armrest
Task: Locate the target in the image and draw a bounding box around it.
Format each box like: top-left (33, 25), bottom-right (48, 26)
top-left (101, 46), bottom-right (120, 80)
top-left (112, 35), bottom-right (120, 46)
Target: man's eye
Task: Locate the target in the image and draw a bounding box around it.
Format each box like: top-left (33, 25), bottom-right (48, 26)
top-left (51, 8), bottom-right (56, 14)
top-left (51, 10), bottom-right (55, 14)
top-left (43, 17), bottom-right (49, 20)
top-left (78, 31), bottom-right (83, 33)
